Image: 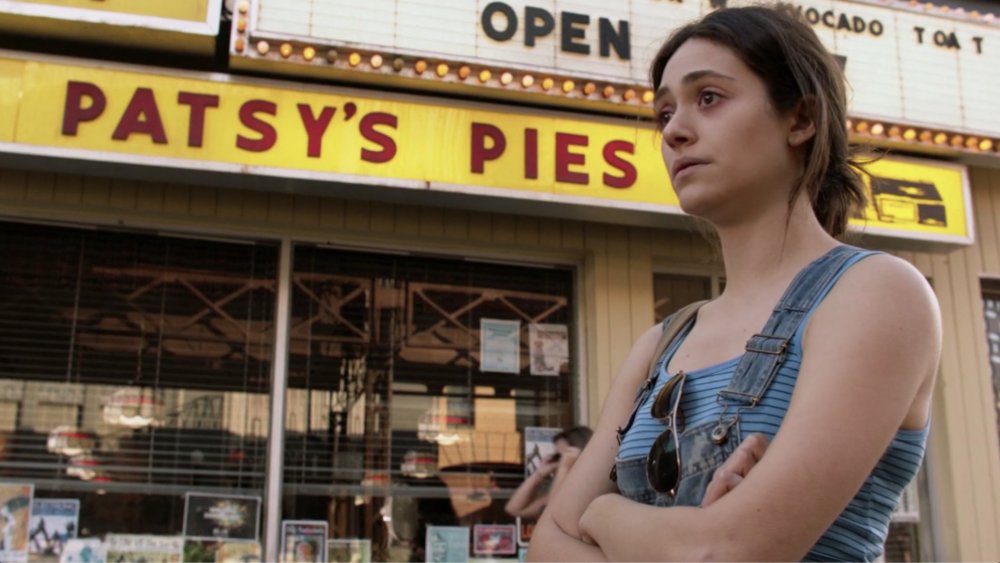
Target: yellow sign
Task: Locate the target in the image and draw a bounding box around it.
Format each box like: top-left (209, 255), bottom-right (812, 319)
top-left (0, 56), bottom-right (972, 243)
top-left (9, 0), bottom-right (211, 23)
top-left (858, 158), bottom-right (968, 241)
top-left (0, 59), bottom-right (24, 142)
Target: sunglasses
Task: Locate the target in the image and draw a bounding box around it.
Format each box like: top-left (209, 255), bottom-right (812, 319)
top-left (645, 370), bottom-right (686, 496)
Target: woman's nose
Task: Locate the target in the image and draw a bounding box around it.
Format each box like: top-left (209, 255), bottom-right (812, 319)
top-left (662, 113), bottom-right (695, 150)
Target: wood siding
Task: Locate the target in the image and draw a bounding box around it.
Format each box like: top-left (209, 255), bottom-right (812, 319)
top-left (1, 167), bottom-right (998, 560)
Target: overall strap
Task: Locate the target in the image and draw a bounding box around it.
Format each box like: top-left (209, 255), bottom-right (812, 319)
top-left (717, 245), bottom-right (877, 406)
top-left (647, 300), bottom-right (708, 384)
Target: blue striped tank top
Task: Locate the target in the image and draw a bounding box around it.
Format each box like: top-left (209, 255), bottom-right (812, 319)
top-left (618, 251), bottom-right (929, 561)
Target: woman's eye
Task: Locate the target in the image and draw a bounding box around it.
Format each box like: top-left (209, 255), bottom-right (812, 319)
top-left (657, 110), bottom-right (674, 126)
top-left (699, 91), bottom-right (719, 106)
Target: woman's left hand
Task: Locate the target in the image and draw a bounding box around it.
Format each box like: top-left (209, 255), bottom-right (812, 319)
top-left (701, 433), bottom-right (770, 507)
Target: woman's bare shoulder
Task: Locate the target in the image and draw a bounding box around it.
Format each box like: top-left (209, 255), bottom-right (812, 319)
top-left (805, 251), bottom-right (942, 382)
top-left (830, 252), bottom-right (937, 312)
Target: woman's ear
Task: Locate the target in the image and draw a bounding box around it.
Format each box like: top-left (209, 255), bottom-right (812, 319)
top-left (788, 96), bottom-right (818, 147)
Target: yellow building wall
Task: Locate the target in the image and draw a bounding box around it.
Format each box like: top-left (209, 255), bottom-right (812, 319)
top-left (0, 166), bottom-right (998, 560)
top-left (913, 165), bottom-right (1000, 562)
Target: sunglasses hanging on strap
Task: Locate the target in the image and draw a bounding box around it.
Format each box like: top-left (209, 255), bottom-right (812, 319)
top-left (610, 300), bottom-right (706, 483)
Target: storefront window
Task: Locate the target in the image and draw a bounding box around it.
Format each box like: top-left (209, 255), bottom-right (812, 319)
top-left (283, 246), bottom-right (576, 561)
top-left (0, 221), bottom-right (276, 559)
top-left (884, 464), bottom-right (935, 562)
top-left (982, 282), bottom-right (1000, 455)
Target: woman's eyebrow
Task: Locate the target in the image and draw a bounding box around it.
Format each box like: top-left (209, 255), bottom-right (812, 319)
top-left (655, 69), bottom-right (737, 103)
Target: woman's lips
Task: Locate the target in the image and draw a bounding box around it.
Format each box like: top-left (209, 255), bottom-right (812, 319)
top-left (673, 162), bottom-right (706, 183)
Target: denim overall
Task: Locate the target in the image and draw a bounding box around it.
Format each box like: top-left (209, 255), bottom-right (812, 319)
top-left (614, 245), bottom-right (874, 507)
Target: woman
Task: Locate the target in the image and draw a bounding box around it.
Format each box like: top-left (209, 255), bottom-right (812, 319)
top-left (505, 426), bottom-right (592, 519)
top-left (527, 5), bottom-right (941, 562)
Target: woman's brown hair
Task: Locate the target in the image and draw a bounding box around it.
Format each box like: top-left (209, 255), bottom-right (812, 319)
top-left (650, 5), bottom-right (868, 239)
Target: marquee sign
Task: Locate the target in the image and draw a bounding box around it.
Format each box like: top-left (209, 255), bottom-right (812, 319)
top-left (0, 0), bottom-right (221, 54)
top-left (0, 54), bottom-right (973, 244)
top-left (231, 0), bottom-right (1000, 137)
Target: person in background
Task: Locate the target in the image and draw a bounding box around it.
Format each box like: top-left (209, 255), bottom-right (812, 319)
top-left (528, 5), bottom-right (941, 561)
top-left (505, 426), bottom-right (592, 519)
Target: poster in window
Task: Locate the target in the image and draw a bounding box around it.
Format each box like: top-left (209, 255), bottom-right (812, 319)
top-left (216, 540), bottom-right (261, 562)
top-left (473, 524), bottom-right (517, 556)
top-left (60, 538), bottom-right (105, 562)
top-left (104, 534), bottom-right (183, 562)
top-left (480, 319), bottom-right (520, 374)
top-left (29, 498), bottom-right (79, 557)
top-left (528, 323), bottom-right (569, 376)
top-left (0, 482), bottom-right (33, 562)
top-left (182, 539), bottom-right (261, 562)
top-left (183, 492), bottom-right (261, 541)
top-left (425, 526), bottom-right (468, 563)
top-left (523, 426), bottom-right (561, 477)
top-left (280, 520), bottom-right (327, 563)
top-left (327, 538), bottom-right (371, 562)
top-left (0, 379), bottom-right (24, 401)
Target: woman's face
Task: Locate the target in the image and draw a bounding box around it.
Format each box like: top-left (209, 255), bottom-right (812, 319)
top-left (655, 39), bottom-right (801, 225)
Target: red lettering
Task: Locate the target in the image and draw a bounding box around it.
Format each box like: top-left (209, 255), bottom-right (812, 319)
top-left (360, 112), bottom-right (397, 163)
top-left (602, 140), bottom-right (636, 188)
top-left (62, 81), bottom-right (106, 136)
top-left (297, 104), bottom-right (337, 158)
top-left (177, 92), bottom-right (219, 148)
top-left (237, 100), bottom-right (277, 152)
top-left (524, 128), bottom-right (538, 179)
top-left (555, 133), bottom-right (588, 184)
top-left (471, 123), bottom-right (506, 174)
top-left (111, 88), bottom-right (167, 144)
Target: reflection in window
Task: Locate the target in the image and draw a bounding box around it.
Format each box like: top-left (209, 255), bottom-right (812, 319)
top-left (285, 246), bottom-right (576, 561)
top-left (0, 221), bottom-right (275, 539)
top-left (885, 464), bottom-right (935, 561)
top-left (982, 282), bottom-right (1000, 455)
